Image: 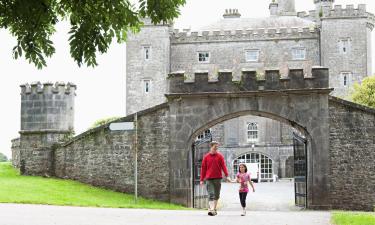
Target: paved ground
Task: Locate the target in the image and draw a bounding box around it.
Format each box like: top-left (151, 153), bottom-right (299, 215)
top-left (0, 180), bottom-right (331, 225)
top-left (220, 180), bottom-right (300, 211)
top-left (0, 203), bottom-right (331, 225)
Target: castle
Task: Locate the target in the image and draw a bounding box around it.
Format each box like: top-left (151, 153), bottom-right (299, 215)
top-left (126, 0), bottom-right (375, 181)
top-left (10, 0), bottom-right (375, 211)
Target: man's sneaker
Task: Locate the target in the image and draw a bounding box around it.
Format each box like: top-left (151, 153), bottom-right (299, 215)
top-left (241, 209), bottom-right (246, 216)
top-left (208, 210), bottom-right (214, 216)
top-left (213, 209), bottom-right (217, 216)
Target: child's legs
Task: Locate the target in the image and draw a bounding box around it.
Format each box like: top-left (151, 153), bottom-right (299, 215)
top-left (239, 192), bottom-right (248, 208)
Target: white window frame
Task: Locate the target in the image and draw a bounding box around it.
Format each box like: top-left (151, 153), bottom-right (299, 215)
top-left (292, 48), bottom-right (306, 60)
top-left (143, 46), bottom-right (151, 60)
top-left (197, 52), bottom-right (210, 63)
top-left (339, 38), bottom-right (351, 54)
top-left (341, 72), bottom-right (352, 87)
top-left (196, 129), bottom-right (211, 141)
top-left (142, 79), bottom-right (152, 94)
top-left (245, 49), bottom-right (260, 62)
top-left (247, 122), bottom-right (258, 143)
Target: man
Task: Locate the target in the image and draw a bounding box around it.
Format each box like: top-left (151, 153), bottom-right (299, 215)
top-left (200, 141), bottom-right (231, 216)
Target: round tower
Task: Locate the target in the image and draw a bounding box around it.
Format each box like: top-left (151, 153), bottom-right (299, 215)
top-left (19, 81), bottom-right (76, 175)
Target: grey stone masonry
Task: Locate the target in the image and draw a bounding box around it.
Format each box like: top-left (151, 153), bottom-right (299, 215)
top-left (11, 138), bottom-right (20, 168)
top-left (19, 82), bottom-right (76, 176)
top-left (168, 67), bottom-right (328, 93)
top-left (329, 96), bottom-right (375, 211)
top-left (53, 103), bottom-right (170, 202)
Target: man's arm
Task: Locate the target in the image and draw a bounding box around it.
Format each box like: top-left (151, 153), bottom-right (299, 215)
top-left (220, 154), bottom-right (231, 182)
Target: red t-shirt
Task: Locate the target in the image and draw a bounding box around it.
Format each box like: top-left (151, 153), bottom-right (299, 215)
top-left (200, 152), bottom-right (229, 181)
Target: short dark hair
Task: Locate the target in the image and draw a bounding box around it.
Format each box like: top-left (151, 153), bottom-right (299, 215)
top-left (239, 163), bottom-right (248, 173)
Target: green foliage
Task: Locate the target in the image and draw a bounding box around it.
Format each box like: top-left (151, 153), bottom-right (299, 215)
top-left (91, 116), bottom-right (121, 128)
top-left (332, 211), bottom-right (375, 225)
top-left (0, 0), bottom-right (186, 68)
top-left (0, 153), bottom-right (8, 162)
top-left (0, 162), bottom-right (187, 209)
top-left (350, 76), bottom-right (375, 109)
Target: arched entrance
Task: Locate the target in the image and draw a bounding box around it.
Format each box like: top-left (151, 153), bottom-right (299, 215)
top-left (167, 68), bottom-right (331, 209)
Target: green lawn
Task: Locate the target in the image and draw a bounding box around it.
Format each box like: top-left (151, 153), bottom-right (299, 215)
top-left (0, 162), bottom-right (186, 209)
top-left (332, 211), bottom-right (375, 225)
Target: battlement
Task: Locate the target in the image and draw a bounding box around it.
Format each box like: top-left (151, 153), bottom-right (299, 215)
top-left (168, 67), bottom-right (329, 94)
top-left (297, 4), bottom-right (375, 22)
top-left (20, 81), bottom-right (77, 95)
top-left (171, 26), bottom-right (318, 43)
top-left (20, 81), bottom-right (76, 132)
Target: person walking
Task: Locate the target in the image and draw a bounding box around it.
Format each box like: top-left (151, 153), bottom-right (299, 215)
top-left (200, 141), bottom-right (231, 216)
top-left (235, 163), bottom-right (255, 216)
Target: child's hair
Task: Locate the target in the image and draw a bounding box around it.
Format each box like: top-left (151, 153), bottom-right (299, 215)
top-left (238, 163), bottom-right (248, 173)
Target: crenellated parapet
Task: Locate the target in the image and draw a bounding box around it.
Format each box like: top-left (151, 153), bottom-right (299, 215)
top-left (20, 81), bottom-right (76, 133)
top-left (20, 81), bottom-right (77, 96)
top-left (171, 26), bottom-right (318, 43)
top-left (297, 4), bottom-right (375, 26)
top-left (168, 66), bottom-right (329, 94)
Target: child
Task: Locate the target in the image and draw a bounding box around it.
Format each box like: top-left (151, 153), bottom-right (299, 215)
top-left (236, 163), bottom-right (255, 216)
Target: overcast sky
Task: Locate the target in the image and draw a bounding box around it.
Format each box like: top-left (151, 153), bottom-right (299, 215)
top-left (1, 0), bottom-right (374, 158)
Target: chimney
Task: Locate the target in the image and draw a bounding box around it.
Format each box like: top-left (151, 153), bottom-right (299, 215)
top-left (269, 2), bottom-right (279, 16)
top-left (223, 9), bottom-right (241, 19)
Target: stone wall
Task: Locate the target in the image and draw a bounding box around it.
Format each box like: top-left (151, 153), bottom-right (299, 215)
top-left (11, 138), bottom-right (20, 168)
top-left (54, 103), bottom-right (171, 201)
top-left (329, 96), bottom-right (375, 211)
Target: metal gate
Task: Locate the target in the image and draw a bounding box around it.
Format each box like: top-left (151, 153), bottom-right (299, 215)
top-left (192, 134), bottom-right (211, 209)
top-left (293, 132), bottom-right (307, 208)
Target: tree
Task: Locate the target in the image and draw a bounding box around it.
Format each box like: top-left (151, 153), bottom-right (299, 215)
top-left (0, 152), bottom-right (8, 162)
top-left (0, 0), bottom-right (185, 68)
top-left (350, 76), bottom-right (375, 109)
top-left (91, 116), bottom-right (121, 129)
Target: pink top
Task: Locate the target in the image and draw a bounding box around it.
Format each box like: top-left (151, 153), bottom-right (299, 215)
top-left (236, 172), bottom-right (251, 193)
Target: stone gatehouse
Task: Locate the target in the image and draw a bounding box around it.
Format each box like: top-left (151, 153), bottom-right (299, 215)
top-left (12, 67), bottom-right (375, 211)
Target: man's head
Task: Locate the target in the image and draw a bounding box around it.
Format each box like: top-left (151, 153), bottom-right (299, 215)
top-left (209, 141), bottom-right (219, 153)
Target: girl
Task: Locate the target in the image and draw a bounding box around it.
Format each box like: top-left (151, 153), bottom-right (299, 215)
top-left (236, 163), bottom-right (255, 216)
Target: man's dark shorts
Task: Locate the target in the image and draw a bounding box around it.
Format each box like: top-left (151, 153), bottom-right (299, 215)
top-left (206, 178), bottom-right (221, 201)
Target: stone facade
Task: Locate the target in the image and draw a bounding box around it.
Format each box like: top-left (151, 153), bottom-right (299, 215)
top-left (329, 97), bottom-right (375, 211)
top-left (11, 73), bottom-right (375, 210)
top-left (53, 104), bottom-right (170, 201)
top-left (126, 0), bottom-right (374, 183)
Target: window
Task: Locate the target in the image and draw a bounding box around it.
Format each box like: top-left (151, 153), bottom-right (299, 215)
top-left (247, 122), bottom-right (258, 142)
top-left (245, 50), bottom-right (260, 62)
top-left (341, 72), bottom-right (352, 87)
top-left (143, 46), bottom-right (151, 60)
top-left (232, 153), bottom-right (273, 181)
top-left (292, 48), bottom-right (306, 60)
top-left (142, 79), bottom-right (151, 93)
top-left (196, 129), bottom-right (211, 140)
top-left (198, 52), bottom-right (210, 63)
top-left (339, 38), bottom-right (350, 54)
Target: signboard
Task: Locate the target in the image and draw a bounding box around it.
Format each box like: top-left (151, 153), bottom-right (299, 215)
top-left (109, 122), bottom-right (134, 131)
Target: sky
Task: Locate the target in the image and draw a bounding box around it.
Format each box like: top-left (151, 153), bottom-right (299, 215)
top-left (1, 0), bottom-right (375, 159)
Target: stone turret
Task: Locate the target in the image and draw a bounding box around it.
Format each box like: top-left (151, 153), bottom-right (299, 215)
top-left (19, 82), bottom-right (76, 175)
top-left (277, 0), bottom-right (296, 16)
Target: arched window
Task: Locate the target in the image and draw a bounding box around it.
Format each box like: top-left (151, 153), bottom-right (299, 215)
top-left (232, 152), bottom-right (273, 182)
top-left (247, 122), bottom-right (258, 142)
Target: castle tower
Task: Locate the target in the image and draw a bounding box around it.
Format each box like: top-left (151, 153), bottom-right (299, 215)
top-left (19, 82), bottom-right (76, 175)
top-left (320, 4), bottom-right (374, 97)
top-left (277, 0), bottom-right (296, 16)
top-left (126, 18), bottom-right (171, 115)
top-left (314, 0), bottom-right (334, 12)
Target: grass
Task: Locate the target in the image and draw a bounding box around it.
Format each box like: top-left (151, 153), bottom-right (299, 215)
top-left (332, 211), bottom-right (375, 225)
top-left (0, 162), bottom-right (187, 209)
